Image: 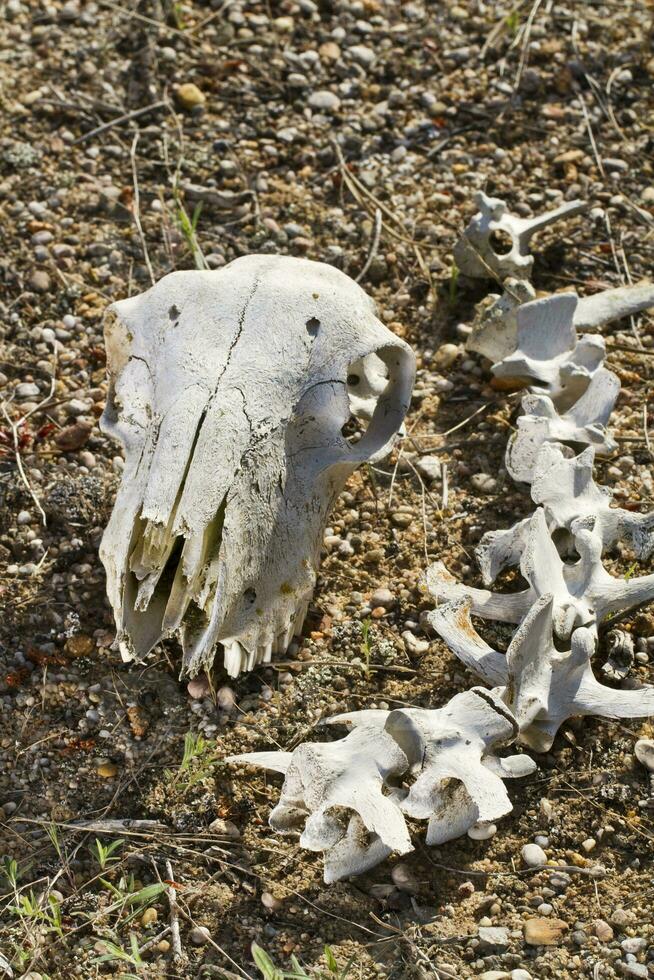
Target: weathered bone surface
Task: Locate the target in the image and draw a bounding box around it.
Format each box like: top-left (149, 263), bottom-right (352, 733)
top-left (427, 509), bottom-right (654, 644)
top-left (477, 443), bottom-right (654, 585)
top-left (504, 367), bottom-right (620, 484)
top-left (453, 192), bottom-right (587, 281)
top-left (429, 597), bottom-right (654, 752)
top-left (228, 688), bottom-right (534, 881)
top-left (491, 293), bottom-right (605, 408)
top-left (467, 281), bottom-right (654, 364)
top-left (100, 255), bottom-right (415, 678)
top-left (574, 281), bottom-right (654, 331)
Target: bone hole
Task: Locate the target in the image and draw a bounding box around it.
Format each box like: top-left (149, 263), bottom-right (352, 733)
top-left (552, 526), bottom-right (579, 564)
top-left (489, 229), bottom-right (513, 255)
top-left (343, 352), bottom-right (391, 445)
top-left (306, 316), bottom-right (320, 336)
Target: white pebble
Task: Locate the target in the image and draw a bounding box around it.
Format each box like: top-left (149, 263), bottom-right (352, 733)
top-left (522, 843), bottom-right (547, 867)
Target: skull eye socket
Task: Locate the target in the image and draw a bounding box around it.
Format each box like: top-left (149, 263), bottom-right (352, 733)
top-left (489, 229), bottom-right (513, 256)
top-left (243, 587), bottom-right (257, 604)
top-left (306, 317), bottom-right (320, 336)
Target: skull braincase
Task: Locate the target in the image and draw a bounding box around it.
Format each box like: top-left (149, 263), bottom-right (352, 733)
top-left (100, 255), bottom-right (415, 677)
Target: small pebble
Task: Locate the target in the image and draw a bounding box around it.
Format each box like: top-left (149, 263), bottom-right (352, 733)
top-left (189, 926), bottom-right (211, 945)
top-left (593, 919), bottom-right (614, 943)
top-left (140, 908), bottom-right (158, 927)
top-left (391, 863), bottom-right (420, 895)
top-left (522, 843), bottom-right (547, 868)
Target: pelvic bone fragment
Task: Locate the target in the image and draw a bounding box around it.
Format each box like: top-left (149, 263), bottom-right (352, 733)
top-left (453, 192), bottom-right (587, 281)
top-left (100, 255), bottom-right (415, 678)
top-left (228, 688), bottom-right (534, 881)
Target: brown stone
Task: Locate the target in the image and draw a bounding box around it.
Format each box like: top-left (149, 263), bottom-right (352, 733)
top-left (65, 635), bottom-right (94, 658)
top-left (55, 420), bottom-right (93, 451)
top-left (523, 917), bottom-right (568, 946)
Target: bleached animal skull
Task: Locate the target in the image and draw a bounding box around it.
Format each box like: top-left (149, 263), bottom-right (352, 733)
top-left (505, 367), bottom-right (619, 484)
top-left (430, 597), bottom-right (654, 752)
top-left (453, 192), bottom-right (587, 281)
top-left (228, 688), bottom-right (534, 881)
top-left (100, 255), bottom-right (415, 678)
top-left (467, 281), bottom-right (654, 364)
top-left (477, 443), bottom-right (654, 585)
top-left (426, 509), bottom-right (654, 645)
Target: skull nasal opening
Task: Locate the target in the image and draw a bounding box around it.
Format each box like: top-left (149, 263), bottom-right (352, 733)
top-left (343, 351), bottom-right (391, 445)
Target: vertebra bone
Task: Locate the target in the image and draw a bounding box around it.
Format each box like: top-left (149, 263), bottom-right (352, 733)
top-left (491, 293), bottom-right (605, 409)
top-left (228, 688), bottom-right (534, 881)
top-left (426, 508), bottom-right (654, 645)
top-left (100, 255), bottom-right (415, 677)
top-left (477, 443), bottom-right (654, 585)
top-left (453, 192), bottom-right (587, 281)
top-left (467, 282), bottom-right (654, 364)
top-left (429, 596), bottom-right (654, 752)
top-left (504, 368), bottom-right (619, 484)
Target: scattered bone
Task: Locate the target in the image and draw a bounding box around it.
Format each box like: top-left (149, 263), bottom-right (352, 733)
top-left (100, 255), bottom-right (415, 677)
top-left (491, 293), bottom-right (605, 409)
top-left (574, 281), bottom-right (654, 331)
top-left (467, 281), bottom-right (654, 364)
top-left (466, 278), bottom-right (536, 361)
top-left (228, 689), bottom-right (534, 881)
top-left (477, 443), bottom-right (654, 585)
top-left (430, 596), bottom-right (654, 752)
top-left (504, 368), bottom-right (619, 484)
top-left (453, 192), bottom-right (587, 281)
top-left (427, 509), bottom-right (654, 645)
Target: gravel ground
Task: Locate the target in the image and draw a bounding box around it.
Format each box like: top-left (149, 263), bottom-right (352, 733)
top-left (1, 1), bottom-right (654, 978)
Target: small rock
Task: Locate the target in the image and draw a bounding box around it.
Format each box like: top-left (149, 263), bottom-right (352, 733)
top-left (468, 822), bottom-right (497, 840)
top-left (28, 269), bottom-right (50, 292)
top-left (187, 674), bottom-right (211, 699)
top-left (641, 187), bottom-right (654, 204)
top-left (471, 473), bottom-right (497, 494)
top-left (16, 382), bottom-right (40, 399)
top-left (189, 926), bottom-right (211, 946)
top-left (593, 919), bottom-right (614, 943)
top-left (175, 83), bottom-right (206, 109)
top-left (610, 908), bottom-right (632, 929)
top-left (261, 891), bottom-right (282, 912)
top-left (523, 917), bottom-right (568, 946)
top-left (319, 41), bottom-right (340, 61)
top-left (621, 937), bottom-right (647, 954)
top-left (55, 420), bottom-right (93, 451)
top-left (581, 837), bottom-right (596, 853)
top-left (511, 972), bottom-right (532, 980)
top-left (521, 843), bottom-right (547, 868)
top-left (391, 863), bottom-right (420, 895)
top-left (370, 587), bottom-right (395, 609)
top-left (402, 630), bottom-right (429, 655)
top-left (433, 343), bottom-right (460, 370)
top-left (478, 973), bottom-right (509, 980)
top-left (141, 908), bottom-right (158, 927)
top-left (308, 90), bottom-right (341, 112)
top-left (208, 817), bottom-right (240, 839)
top-left (416, 456), bottom-right (441, 482)
top-left (619, 964), bottom-right (648, 979)
top-left (478, 926), bottom-right (510, 949)
top-left (391, 512), bottom-right (412, 528)
top-left (96, 761), bottom-right (118, 779)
